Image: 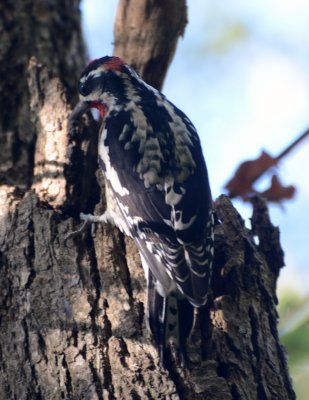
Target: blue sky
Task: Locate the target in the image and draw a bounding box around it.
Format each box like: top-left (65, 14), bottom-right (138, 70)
top-left (81, 0), bottom-right (309, 294)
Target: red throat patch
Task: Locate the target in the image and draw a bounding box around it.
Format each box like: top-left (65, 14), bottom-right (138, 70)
top-left (104, 56), bottom-right (125, 71)
top-left (91, 101), bottom-right (107, 119)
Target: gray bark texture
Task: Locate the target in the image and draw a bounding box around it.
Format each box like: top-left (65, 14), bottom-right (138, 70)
top-left (0, 0), bottom-right (86, 188)
top-left (0, 1), bottom-right (296, 399)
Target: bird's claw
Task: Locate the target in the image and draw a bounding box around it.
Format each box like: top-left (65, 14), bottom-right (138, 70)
top-left (63, 218), bottom-right (91, 245)
top-left (63, 212), bottom-right (109, 245)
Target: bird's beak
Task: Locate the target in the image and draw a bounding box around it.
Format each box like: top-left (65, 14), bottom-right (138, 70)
top-left (69, 100), bottom-right (92, 121)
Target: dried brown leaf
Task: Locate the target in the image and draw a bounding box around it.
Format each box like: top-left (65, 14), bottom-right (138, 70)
top-left (259, 175), bottom-right (296, 203)
top-left (224, 150), bottom-right (276, 197)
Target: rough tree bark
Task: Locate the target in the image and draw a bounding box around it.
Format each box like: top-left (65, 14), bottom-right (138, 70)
top-left (0, 1), bottom-right (295, 399)
top-left (0, 0), bottom-right (86, 188)
top-left (113, 0), bottom-right (187, 89)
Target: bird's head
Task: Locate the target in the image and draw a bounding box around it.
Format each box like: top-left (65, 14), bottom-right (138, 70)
top-left (77, 56), bottom-right (138, 118)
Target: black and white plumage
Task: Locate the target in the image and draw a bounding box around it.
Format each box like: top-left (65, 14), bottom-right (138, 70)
top-left (74, 56), bottom-right (214, 366)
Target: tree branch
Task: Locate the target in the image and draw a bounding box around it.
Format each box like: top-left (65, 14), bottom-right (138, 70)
top-left (113, 0), bottom-right (187, 89)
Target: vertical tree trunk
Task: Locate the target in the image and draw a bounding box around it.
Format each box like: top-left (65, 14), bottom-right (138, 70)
top-left (0, 0), bottom-right (86, 188)
top-left (0, 1), bottom-right (295, 399)
top-left (113, 0), bottom-right (187, 89)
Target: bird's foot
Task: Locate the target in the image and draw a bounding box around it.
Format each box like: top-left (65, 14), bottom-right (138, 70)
top-left (63, 212), bottom-right (109, 244)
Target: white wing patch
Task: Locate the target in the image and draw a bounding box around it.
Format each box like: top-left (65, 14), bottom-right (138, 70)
top-left (163, 210), bottom-right (197, 233)
top-left (136, 137), bottom-right (165, 188)
top-left (98, 128), bottom-right (129, 196)
top-left (124, 101), bottom-right (147, 150)
top-left (164, 178), bottom-right (185, 206)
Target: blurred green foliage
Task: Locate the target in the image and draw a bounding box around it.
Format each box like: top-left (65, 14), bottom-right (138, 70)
top-left (278, 290), bottom-right (309, 400)
top-left (203, 22), bottom-right (249, 54)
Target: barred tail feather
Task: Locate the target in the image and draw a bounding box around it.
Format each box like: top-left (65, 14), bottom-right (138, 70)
top-left (146, 270), bottom-right (194, 367)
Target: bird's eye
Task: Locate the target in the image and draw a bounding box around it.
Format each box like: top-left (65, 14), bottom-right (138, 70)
top-left (78, 80), bottom-right (90, 97)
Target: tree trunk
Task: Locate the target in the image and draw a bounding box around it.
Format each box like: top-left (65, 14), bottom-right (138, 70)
top-left (113, 0), bottom-right (187, 90)
top-left (0, 0), bottom-right (86, 188)
top-left (0, 1), bottom-right (295, 399)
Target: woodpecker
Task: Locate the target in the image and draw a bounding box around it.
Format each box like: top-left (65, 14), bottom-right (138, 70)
top-left (72, 56), bottom-right (214, 366)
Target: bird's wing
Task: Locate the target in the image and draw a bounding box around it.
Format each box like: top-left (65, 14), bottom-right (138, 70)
top-left (100, 108), bottom-right (214, 305)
